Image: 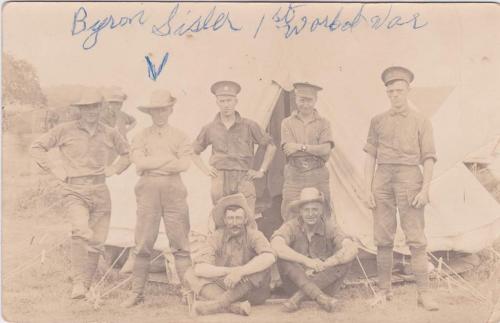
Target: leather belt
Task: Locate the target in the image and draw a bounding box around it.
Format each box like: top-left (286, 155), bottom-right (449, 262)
top-left (288, 156), bottom-right (325, 172)
top-left (66, 174), bottom-right (106, 185)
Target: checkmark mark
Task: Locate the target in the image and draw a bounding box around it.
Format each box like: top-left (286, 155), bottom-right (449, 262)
top-left (145, 52), bottom-right (169, 81)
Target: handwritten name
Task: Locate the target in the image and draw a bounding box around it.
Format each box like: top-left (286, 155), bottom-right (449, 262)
top-left (71, 3), bottom-right (428, 50)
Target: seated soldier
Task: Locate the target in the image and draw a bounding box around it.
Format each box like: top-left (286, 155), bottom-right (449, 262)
top-left (271, 187), bottom-right (358, 313)
top-left (184, 193), bottom-right (276, 316)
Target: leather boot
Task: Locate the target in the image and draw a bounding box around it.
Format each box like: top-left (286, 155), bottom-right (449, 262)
top-left (228, 301), bottom-right (251, 316)
top-left (417, 291), bottom-right (439, 311)
top-left (194, 280), bottom-right (253, 316)
top-left (376, 246), bottom-right (394, 300)
top-left (70, 238), bottom-right (88, 299)
top-left (84, 252), bottom-right (100, 289)
top-left (282, 290), bottom-right (305, 313)
top-left (315, 293), bottom-right (339, 313)
top-left (193, 299), bottom-right (227, 315)
top-left (131, 255), bottom-right (151, 296)
top-left (121, 292), bottom-right (145, 308)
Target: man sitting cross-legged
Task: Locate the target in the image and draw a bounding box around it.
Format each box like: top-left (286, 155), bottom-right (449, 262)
top-left (271, 187), bottom-right (358, 313)
top-left (184, 193), bottom-right (276, 316)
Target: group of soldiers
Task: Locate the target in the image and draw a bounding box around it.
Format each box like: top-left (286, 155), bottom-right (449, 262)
top-left (30, 65), bottom-right (439, 316)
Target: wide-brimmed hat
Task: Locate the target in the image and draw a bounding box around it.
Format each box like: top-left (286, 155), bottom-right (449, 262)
top-left (212, 193), bottom-right (253, 229)
top-left (137, 90), bottom-right (177, 113)
top-left (288, 187), bottom-right (326, 214)
top-left (105, 89), bottom-right (127, 103)
top-left (71, 89), bottom-right (104, 107)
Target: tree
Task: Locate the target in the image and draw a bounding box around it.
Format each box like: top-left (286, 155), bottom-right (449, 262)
top-left (2, 53), bottom-right (47, 107)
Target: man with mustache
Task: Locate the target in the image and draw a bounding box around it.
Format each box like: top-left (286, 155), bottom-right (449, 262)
top-left (121, 90), bottom-right (192, 307)
top-left (363, 66), bottom-right (438, 311)
top-left (280, 82), bottom-right (335, 220)
top-left (30, 89), bottom-right (130, 299)
top-left (192, 81), bottom-right (276, 223)
top-left (271, 187), bottom-right (358, 313)
top-left (184, 193), bottom-right (276, 316)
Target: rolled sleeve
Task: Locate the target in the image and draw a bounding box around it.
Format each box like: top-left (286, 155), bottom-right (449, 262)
top-left (319, 120), bottom-right (335, 149)
top-left (193, 125), bottom-right (210, 155)
top-left (248, 230), bottom-right (275, 256)
top-left (30, 125), bottom-right (62, 171)
top-left (419, 118), bottom-right (437, 164)
top-left (363, 118), bottom-right (378, 157)
top-left (271, 221), bottom-right (296, 246)
top-left (249, 121), bottom-right (273, 146)
top-left (280, 120), bottom-right (294, 148)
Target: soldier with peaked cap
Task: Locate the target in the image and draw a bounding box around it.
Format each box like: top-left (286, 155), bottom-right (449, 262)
top-left (121, 90), bottom-right (193, 307)
top-left (184, 193), bottom-right (276, 316)
top-left (280, 82), bottom-right (335, 221)
top-left (101, 89), bottom-right (137, 139)
top-left (192, 80), bottom-right (276, 224)
top-left (363, 66), bottom-right (439, 311)
top-left (271, 187), bottom-right (358, 313)
top-left (30, 89), bottom-right (131, 299)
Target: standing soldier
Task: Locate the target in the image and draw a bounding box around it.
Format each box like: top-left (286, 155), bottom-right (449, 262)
top-left (281, 82), bottom-right (335, 220)
top-left (121, 90), bottom-right (193, 307)
top-left (363, 66), bottom-right (439, 311)
top-left (192, 81), bottom-right (276, 218)
top-left (102, 89), bottom-right (137, 139)
top-left (30, 89), bottom-right (130, 299)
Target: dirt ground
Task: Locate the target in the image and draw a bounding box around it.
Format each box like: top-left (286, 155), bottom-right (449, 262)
top-left (2, 139), bottom-right (500, 323)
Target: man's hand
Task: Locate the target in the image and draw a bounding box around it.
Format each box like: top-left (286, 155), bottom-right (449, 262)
top-left (304, 258), bottom-right (326, 273)
top-left (52, 167), bottom-right (67, 182)
top-left (247, 169), bottom-right (264, 180)
top-left (283, 143), bottom-right (302, 156)
top-left (224, 267), bottom-right (243, 289)
top-left (412, 189), bottom-right (429, 208)
top-left (205, 166), bottom-right (218, 178)
top-left (105, 166), bottom-right (116, 177)
top-left (364, 191), bottom-right (376, 209)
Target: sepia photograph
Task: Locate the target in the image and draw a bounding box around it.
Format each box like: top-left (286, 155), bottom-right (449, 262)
top-left (2, 2), bottom-right (500, 322)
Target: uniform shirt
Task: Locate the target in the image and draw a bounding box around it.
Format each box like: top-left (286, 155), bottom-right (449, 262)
top-left (30, 120), bottom-right (129, 177)
top-left (281, 110), bottom-right (334, 161)
top-left (102, 110), bottom-right (136, 138)
top-left (193, 112), bottom-right (273, 171)
top-left (271, 217), bottom-right (347, 261)
top-left (131, 125), bottom-right (192, 176)
top-left (363, 108), bottom-right (437, 165)
top-left (193, 228), bottom-right (274, 267)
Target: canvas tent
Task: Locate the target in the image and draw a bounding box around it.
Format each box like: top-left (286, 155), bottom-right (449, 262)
top-left (105, 79), bottom-right (500, 258)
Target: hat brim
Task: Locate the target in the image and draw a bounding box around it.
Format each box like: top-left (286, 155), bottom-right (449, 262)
top-left (287, 196), bottom-right (325, 214)
top-left (137, 101), bottom-right (176, 113)
top-left (212, 193), bottom-right (253, 229)
top-left (71, 101), bottom-right (103, 107)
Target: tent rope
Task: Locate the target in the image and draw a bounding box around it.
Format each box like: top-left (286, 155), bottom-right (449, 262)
top-left (356, 256), bottom-right (377, 297)
top-left (93, 247), bottom-right (129, 292)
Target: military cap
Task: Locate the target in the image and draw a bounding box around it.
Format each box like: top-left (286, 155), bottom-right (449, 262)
top-left (105, 89), bottom-right (127, 103)
top-left (293, 82), bottom-right (323, 98)
top-left (381, 66), bottom-right (414, 86)
top-left (210, 80), bottom-right (241, 97)
top-left (71, 89), bottom-right (103, 107)
top-left (137, 90), bottom-right (176, 113)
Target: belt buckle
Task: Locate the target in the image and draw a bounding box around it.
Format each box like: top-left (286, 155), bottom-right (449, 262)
top-left (301, 160), bottom-right (309, 170)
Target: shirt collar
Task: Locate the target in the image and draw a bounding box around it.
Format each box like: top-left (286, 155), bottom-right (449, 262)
top-left (299, 217), bottom-right (326, 236)
top-left (222, 227), bottom-right (247, 243)
top-left (292, 109), bottom-right (320, 123)
top-left (77, 120), bottom-right (105, 134)
top-left (214, 111), bottom-right (242, 124)
top-left (149, 124), bottom-right (170, 136)
top-left (389, 107), bottom-right (409, 117)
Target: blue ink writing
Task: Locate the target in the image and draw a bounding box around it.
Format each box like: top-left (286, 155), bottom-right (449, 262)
top-left (71, 7), bottom-right (147, 50)
top-left (145, 52), bottom-right (169, 81)
top-left (152, 3), bottom-right (241, 37)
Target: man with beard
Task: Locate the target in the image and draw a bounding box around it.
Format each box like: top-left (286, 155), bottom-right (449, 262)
top-left (280, 82), bottom-right (334, 220)
top-left (184, 193), bottom-right (276, 316)
top-left (271, 187), bottom-right (358, 313)
top-left (363, 66), bottom-right (438, 311)
top-left (192, 81), bottom-right (276, 220)
top-left (30, 89), bottom-right (130, 299)
top-left (121, 90), bottom-right (193, 307)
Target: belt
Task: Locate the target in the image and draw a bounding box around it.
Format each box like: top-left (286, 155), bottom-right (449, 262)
top-left (142, 171), bottom-right (176, 177)
top-left (288, 156), bottom-right (325, 172)
top-left (66, 174), bottom-right (105, 185)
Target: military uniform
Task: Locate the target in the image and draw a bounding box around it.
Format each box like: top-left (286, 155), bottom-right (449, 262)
top-left (30, 90), bottom-right (130, 298)
top-left (280, 83), bottom-right (334, 220)
top-left (193, 81), bottom-right (274, 214)
top-left (364, 66), bottom-right (438, 310)
top-left (124, 90), bottom-right (192, 306)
